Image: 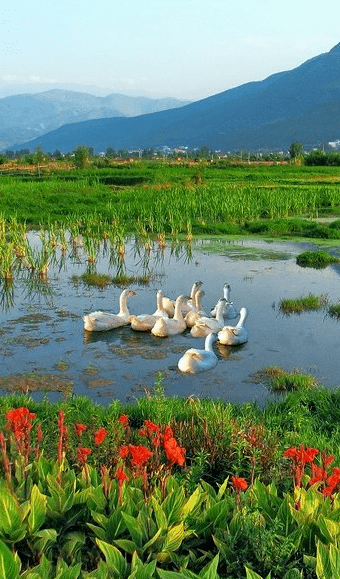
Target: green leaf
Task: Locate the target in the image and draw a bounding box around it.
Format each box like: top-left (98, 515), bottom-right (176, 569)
top-left (0, 487), bottom-right (23, 536)
top-left (96, 539), bottom-right (128, 577)
top-left (245, 567), bottom-right (265, 579)
top-left (113, 539), bottom-right (137, 555)
top-left (329, 544), bottom-right (340, 577)
top-left (200, 553), bottom-right (219, 579)
top-left (122, 513), bottom-right (144, 548)
top-left (316, 541), bottom-right (333, 579)
top-left (55, 563), bottom-right (82, 579)
top-left (181, 487), bottom-right (202, 519)
top-left (163, 523), bottom-right (185, 553)
top-left (162, 488), bottom-right (186, 526)
top-left (317, 515), bottom-right (340, 544)
top-left (282, 570), bottom-right (303, 579)
top-left (151, 496), bottom-right (168, 530)
top-left (32, 528), bottom-right (58, 555)
top-left (0, 539), bottom-right (20, 579)
top-left (28, 485), bottom-right (47, 534)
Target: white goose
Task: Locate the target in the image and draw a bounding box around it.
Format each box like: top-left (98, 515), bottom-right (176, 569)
top-left (151, 294), bottom-right (189, 337)
top-left (218, 307), bottom-right (249, 345)
top-left (211, 283), bottom-right (238, 319)
top-left (184, 289), bottom-right (208, 328)
top-left (129, 289), bottom-right (169, 332)
top-left (190, 298), bottom-right (226, 337)
top-left (83, 288), bottom-right (136, 332)
top-left (178, 332), bottom-right (218, 373)
top-left (162, 281), bottom-right (203, 318)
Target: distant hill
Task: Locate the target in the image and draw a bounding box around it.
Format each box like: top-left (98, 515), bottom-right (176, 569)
top-left (0, 90), bottom-right (191, 150)
top-left (12, 42), bottom-right (340, 153)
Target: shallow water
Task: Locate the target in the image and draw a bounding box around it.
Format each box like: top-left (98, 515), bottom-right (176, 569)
top-left (1, 235), bottom-right (340, 406)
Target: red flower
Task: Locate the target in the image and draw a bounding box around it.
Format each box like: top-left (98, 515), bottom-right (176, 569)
top-left (231, 475), bottom-right (248, 491)
top-left (77, 446), bottom-right (92, 464)
top-left (322, 452), bottom-right (335, 470)
top-left (163, 425), bottom-right (174, 441)
top-left (6, 407), bottom-right (36, 439)
top-left (94, 427), bottom-right (107, 445)
top-left (129, 445), bottom-right (152, 466)
top-left (119, 415), bottom-right (129, 427)
top-left (309, 464), bottom-right (327, 486)
top-left (36, 423), bottom-right (44, 442)
top-left (119, 445), bottom-right (129, 459)
top-left (74, 423), bottom-right (87, 437)
top-left (283, 446), bottom-right (297, 459)
top-left (326, 467), bottom-right (340, 489)
top-left (116, 465), bottom-right (128, 483)
top-left (163, 436), bottom-right (186, 466)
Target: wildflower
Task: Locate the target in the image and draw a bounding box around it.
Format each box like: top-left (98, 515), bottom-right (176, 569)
top-left (140, 420), bottom-right (161, 448)
top-left (321, 451), bottom-right (335, 470)
top-left (129, 445), bottom-right (152, 466)
top-left (77, 446), bottom-right (92, 465)
top-left (119, 415), bottom-right (129, 427)
top-left (94, 427), bottom-right (107, 445)
top-left (163, 436), bottom-right (186, 466)
top-left (74, 423), bottom-right (87, 437)
top-left (116, 465), bottom-right (128, 483)
top-left (6, 407), bottom-right (36, 440)
top-left (309, 463), bottom-right (327, 486)
top-left (231, 475), bottom-right (248, 491)
top-left (119, 445), bottom-right (129, 459)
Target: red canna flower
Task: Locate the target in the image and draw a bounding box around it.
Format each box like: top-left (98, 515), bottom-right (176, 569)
top-left (231, 475), bottom-right (248, 492)
top-left (283, 446), bottom-right (297, 459)
top-left (139, 420), bottom-right (161, 448)
top-left (74, 423), bottom-right (87, 437)
top-left (119, 415), bottom-right (129, 427)
top-left (94, 427), bottom-right (107, 445)
top-left (309, 463), bottom-right (327, 486)
top-left (36, 423), bottom-right (44, 442)
top-left (129, 444), bottom-right (153, 466)
top-left (163, 436), bottom-right (186, 466)
top-left (119, 445), bottom-right (129, 459)
top-left (116, 465), bottom-right (128, 483)
top-left (77, 446), bottom-right (92, 465)
top-left (322, 451), bottom-right (335, 470)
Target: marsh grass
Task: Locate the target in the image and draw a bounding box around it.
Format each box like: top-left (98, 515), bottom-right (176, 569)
top-left (296, 249), bottom-right (340, 268)
top-left (73, 272), bottom-right (112, 288)
top-left (279, 293), bottom-right (328, 314)
top-left (256, 365), bottom-right (319, 392)
top-left (328, 302), bottom-right (340, 319)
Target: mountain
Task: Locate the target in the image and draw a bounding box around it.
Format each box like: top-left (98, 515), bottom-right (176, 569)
top-left (0, 90), bottom-right (191, 150)
top-left (11, 42), bottom-right (340, 153)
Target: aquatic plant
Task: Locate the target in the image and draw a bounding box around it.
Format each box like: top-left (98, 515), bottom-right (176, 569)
top-left (296, 249), bottom-right (340, 268)
top-left (279, 293), bottom-right (328, 314)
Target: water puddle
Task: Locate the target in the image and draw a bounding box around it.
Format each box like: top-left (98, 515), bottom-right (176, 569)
top-left (0, 235), bottom-right (340, 405)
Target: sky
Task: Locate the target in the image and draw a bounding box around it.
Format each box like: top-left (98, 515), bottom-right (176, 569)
top-left (2, 0), bottom-right (340, 101)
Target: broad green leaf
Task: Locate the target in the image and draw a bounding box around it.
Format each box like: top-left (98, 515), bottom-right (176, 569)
top-left (122, 513), bottom-right (144, 548)
top-left (282, 570), bottom-right (303, 579)
top-left (113, 539), bottom-right (137, 555)
top-left (32, 528), bottom-right (58, 555)
top-left (151, 496), bottom-right (168, 530)
top-left (329, 543), bottom-right (340, 576)
top-left (28, 485), bottom-right (47, 534)
top-left (96, 539), bottom-right (128, 577)
top-left (140, 527), bottom-right (162, 553)
top-left (216, 477), bottom-right (229, 500)
top-left (0, 488), bottom-right (23, 536)
top-left (200, 553), bottom-right (219, 579)
top-left (245, 567), bottom-right (265, 579)
top-left (162, 488), bottom-right (186, 526)
top-left (316, 541), bottom-right (333, 579)
top-left (163, 523), bottom-right (185, 552)
top-left (317, 515), bottom-right (340, 544)
top-left (62, 531), bottom-right (86, 559)
top-left (86, 523), bottom-right (106, 541)
top-left (181, 487), bottom-right (202, 519)
top-left (200, 480), bottom-right (217, 499)
top-left (55, 562), bottom-right (82, 579)
top-left (0, 539), bottom-right (20, 579)
top-left (157, 570), bottom-right (199, 579)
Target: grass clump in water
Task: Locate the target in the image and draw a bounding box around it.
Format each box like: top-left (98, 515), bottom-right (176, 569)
top-left (279, 293), bottom-right (328, 314)
top-left (296, 249), bottom-right (339, 268)
top-left (259, 366), bottom-right (319, 392)
top-left (75, 272), bottom-right (112, 288)
top-left (328, 302), bottom-right (340, 319)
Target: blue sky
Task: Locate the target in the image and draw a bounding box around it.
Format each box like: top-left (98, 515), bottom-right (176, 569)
top-left (2, 0), bottom-right (340, 100)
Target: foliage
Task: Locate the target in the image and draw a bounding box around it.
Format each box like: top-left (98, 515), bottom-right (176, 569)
top-left (279, 293), bottom-right (328, 313)
top-left (296, 250), bottom-right (339, 269)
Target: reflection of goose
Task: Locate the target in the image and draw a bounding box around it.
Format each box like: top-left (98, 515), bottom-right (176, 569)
top-left (218, 307), bottom-right (248, 345)
top-left (129, 289), bottom-right (169, 332)
top-left (190, 298), bottom-right (226, 337)
top-left (151, 294), bottom-right (189, 337)
top-left (211, 283), bottom-right (238, 319)
top-left (178, 332), bottom-right (218, 373)
top-left (83, 289), bottom-right (137, 332)
top-left (185, 289), bottom-right (208, 328)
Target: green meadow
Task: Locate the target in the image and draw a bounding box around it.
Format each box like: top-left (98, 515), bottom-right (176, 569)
top-left (1, 160), bottom-right (340, 577)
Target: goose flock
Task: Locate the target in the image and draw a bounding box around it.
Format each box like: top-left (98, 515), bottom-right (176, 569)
top-left (83, 281), bottom-right (249, 374)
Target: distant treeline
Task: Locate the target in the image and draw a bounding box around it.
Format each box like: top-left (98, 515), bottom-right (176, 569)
top-left (304, 150), bottom-right (340, 166)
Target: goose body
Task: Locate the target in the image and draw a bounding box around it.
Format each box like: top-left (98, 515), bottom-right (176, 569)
top-left (190, 298), bottom-right (226, 337)
top-left (218, 307), bottom-right (249, 345)
top-left (83, 289), bottom-right (136, 332)
top-left (151, 294), bottom-right (189, 337)
top-left (178, 332), bottom-right (218, 373)
top-left (162, 281), bottom-right (203, 318)
top-left (184, 289), bottom-right (208, 328)
top-left (211, 283), bottom-right (238, 319)
top-left (129, 289), bottom-right (169, 332)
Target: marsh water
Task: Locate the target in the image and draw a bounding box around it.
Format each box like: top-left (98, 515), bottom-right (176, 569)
top-left (1, 234), bottom-right (340, 406)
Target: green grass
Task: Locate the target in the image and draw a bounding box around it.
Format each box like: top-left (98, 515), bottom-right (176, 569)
top-left (296, 249), bottom-right (340, 268)
top-left (328, 302), bottom-right (340, 319)
top-left (279, 293), bottom-right (328, 314)
top-left (256, 365), bottom-right (319, 392)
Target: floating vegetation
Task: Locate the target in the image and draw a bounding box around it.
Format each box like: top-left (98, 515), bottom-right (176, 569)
top-left (296, 249), bottom-right (340, 269)
top-left (73, 272), bottom-right (112, 288)
top-left (255, 365), bottom-right (319, 392)
top-left (279, 293), bottom-right (328, 314)
top-left (328, 302), bottom-right (340, 319)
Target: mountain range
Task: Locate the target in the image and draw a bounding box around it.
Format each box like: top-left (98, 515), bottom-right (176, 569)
top-left (6, 42), bottom-right (340, 153)
top-left (0, 90), bottom-right (190, 150)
